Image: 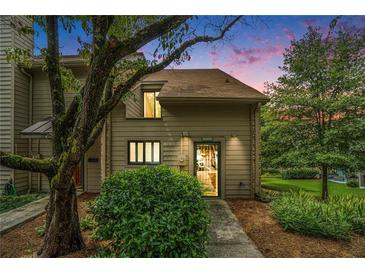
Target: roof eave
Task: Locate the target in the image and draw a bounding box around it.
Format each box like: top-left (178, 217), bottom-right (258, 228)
top-left (157, 97), bottom-right (269, 104)
top-left (31, 57), bottom-right (87, 69)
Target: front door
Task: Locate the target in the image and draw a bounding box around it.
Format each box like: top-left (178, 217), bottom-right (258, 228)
top-left (194, 142), bottom-right (220, 197)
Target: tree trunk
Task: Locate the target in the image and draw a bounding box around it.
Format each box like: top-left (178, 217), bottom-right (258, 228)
top-left (321, 164), bottom-right (329, 200)
top-left (38, 178), bottom-right (84, 257)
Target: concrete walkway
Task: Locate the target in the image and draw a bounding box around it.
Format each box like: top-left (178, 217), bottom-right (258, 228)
top-left (0, 196), bottom-right (49, 235)
top-left (207, 200), bottom-right (263, 258)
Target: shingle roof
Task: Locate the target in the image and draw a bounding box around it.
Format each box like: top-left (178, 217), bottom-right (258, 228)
top-left (142, 69), bottom-right (268, 102)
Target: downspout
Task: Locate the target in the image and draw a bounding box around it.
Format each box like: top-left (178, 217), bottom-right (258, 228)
top-left (249, 104), bottom-right (255, 199)
top-left (10, 27), bottom-right (15, 186)
top-left (107, 115), bottom-right (112, 177)
top-left (37, 139), bottom-right (41, 192)
top-left (19, 67), bottom-right (33, 193)
top-left (255, 103), bottom-right (262, 197)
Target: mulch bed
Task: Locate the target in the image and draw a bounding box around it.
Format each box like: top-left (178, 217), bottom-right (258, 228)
top-left (0, 193), bottom-right (98, 258)
top-left (2, 194), bottom-right (364, 258)
top-left (226, 199), bottom-right (365, 258)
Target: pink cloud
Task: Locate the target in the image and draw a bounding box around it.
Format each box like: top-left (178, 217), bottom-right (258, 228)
top-left (247, 34), bottom-right (270, 44)
top-left (282, 27), bottom-right (296, 41)
top-left (229, 44), bottom-right (284, 65)
top-left (216, 43), bottom-right (285, 91)
top-left (208, 50), bottom-right (220, 66)
top-left (303, 19), bottom-right (317, 27)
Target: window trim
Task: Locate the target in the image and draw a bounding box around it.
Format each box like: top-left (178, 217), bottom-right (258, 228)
top-left (127, 140), bottom-right (161, 165)
top-left (143, 91), bottom-right (161, 118)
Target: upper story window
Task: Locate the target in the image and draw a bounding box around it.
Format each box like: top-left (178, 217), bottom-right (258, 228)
top-left (144, 91), bottom-right (161, 118)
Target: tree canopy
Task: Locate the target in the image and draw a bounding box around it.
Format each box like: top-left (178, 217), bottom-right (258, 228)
top-left (261, 18), bottom-right (365, 198)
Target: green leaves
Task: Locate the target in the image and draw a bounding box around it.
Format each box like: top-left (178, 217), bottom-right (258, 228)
top-left (39, 48), bottom-right (82, 93)
top-left (59, 66), bottom-right (82, 93)
top-left (92, 165), bottom-right (210, 258)
top-left (272, 191), bottom-right (365, 240)
top-left (281, 168), bottom-right (319, 179)
top-left (4, 48), bottom-right (32, 68)
top-left (262, 19), bottom-right (365, 172)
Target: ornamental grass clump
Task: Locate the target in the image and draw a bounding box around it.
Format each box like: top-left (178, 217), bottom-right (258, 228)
top-left (92, 165), bottom-right (210, 258)
top-left (272, 191), bottom-right (365, 240)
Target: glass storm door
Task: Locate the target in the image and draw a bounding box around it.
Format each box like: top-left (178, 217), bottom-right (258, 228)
top-left (194, 143), bottom-right (220, 197)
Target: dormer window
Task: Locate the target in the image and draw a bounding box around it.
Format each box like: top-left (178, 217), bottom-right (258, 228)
top-left (144, 91), bottom-right (161, 118)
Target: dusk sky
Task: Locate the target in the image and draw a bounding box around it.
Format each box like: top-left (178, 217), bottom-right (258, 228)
top-left (34, 16), bottom-right (364, 92)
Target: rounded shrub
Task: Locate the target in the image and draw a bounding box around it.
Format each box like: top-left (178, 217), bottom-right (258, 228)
top-left (346, 179), bottom-right (359, 188)
top-left (92, 165), bottom-right (210, 258)
top-left (281, 168), bottom-right (318, 179)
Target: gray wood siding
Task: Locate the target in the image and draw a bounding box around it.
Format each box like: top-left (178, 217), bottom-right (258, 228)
top-left (110, 102), bottom-right (252, 198)
top-left (84, 136), bottom-right (101, 192)
top-left (125, 86), bottom-right (143, 118)
top-left (30, 68), bottom-right (88, 191)
top-left (13, 16), bottom-right (33, 193)
top-left (0, 16), bottom-right (14, 192)
top-left (0, 16), bottom-right (34, 193)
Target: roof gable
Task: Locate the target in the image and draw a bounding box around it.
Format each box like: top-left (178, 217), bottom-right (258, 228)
top-left (141, 69), bottom-right (268, 102)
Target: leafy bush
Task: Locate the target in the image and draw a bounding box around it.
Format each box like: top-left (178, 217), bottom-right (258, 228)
top-left (80, 216), bottom-right (94, 231)
top-left (85, 200), bottom-right (95, 214)
top-left (0, 193), bottom-right (46, 214)
top-left (281, 168), bottom-right (318, 179)
top-left (257, 189), bottom-right (281, 203)
top-left (3, 178), bottom-right (16, 196)
top-left (346, 179), bottom-right (359, 188)
top-left (351, 218), bottom-right (365, 235)
top-left (272, 191), bottom-right (365, 240)
top-left (262, 168), bottom-right (281, 177)
top-left (92, 165), bottom-right (210, 258)
top-left (35, 225), bottom-right (45, 237)
top-left (91, 246), bottom-right (118, 258)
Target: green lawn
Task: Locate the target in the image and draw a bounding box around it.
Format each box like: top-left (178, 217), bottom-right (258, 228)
top-left (262, 176), bottom-right (365, 198)
top-left (0, 193), bottom-right (47, 214)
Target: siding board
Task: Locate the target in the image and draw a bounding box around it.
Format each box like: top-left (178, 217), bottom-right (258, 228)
top-left (0, 16), bottom-right (13, 192)
top-left (111, 102), bottom-right (253, 198)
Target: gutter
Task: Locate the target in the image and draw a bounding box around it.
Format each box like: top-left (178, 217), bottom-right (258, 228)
top-left (157, 97), bottom-right (270, 104)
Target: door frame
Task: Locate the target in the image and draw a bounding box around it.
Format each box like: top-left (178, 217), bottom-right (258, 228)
top-left (193, 141), bottom-right (221, 198)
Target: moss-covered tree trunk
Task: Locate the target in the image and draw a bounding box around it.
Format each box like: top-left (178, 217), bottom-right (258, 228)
top-left (38, 172), bottom-right (84, 257)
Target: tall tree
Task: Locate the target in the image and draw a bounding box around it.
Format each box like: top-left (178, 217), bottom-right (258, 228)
top-left (262, 18), bottom-right (365, 200)
top-left (0, 15), bottom-right (244, 257)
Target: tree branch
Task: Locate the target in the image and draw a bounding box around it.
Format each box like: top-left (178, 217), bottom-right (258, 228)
top-left (45, 16), bottom-right (65, 117)
top-left (96, 16), bottom-right (242, 122)
top-left (62, 16), bottom-right (190, 139)
top-left (84, 118), bottom-right (106, 153)
top-left (46, 16), bottom-right (68, 158)
top-left (115, 16), bottom-right (191, 57)
top-left (0, 151), bottom-right (54, 175)
top-left (91, 16), bottom-right (114, 57)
